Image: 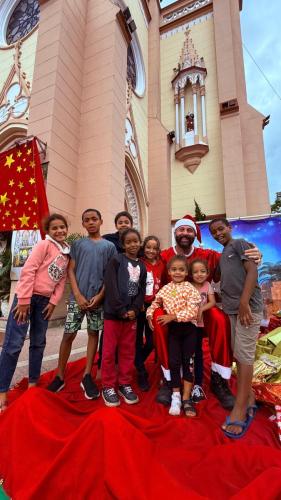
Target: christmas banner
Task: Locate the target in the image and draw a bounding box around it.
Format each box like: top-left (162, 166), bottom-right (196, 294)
top-left (196, 216), bottom-right (281, 318)
top-left (0, 138), bottom-right (49, 232)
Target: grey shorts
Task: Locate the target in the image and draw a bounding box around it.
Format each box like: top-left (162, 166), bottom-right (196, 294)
top-left (229, 311), bottom-right (263, 364)
top-left (64, 301), bottom-right (103, 334)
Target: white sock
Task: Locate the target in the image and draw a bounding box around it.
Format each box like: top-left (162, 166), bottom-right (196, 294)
top-left (169, 391), bottom-right (181, 416)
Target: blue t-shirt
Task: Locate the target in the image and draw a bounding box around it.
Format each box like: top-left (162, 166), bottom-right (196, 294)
top-left (70, 238), bottom-right (117, 300)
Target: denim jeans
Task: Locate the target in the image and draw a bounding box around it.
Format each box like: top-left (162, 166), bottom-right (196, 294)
top-left (0, 294), bottom-right (49, 392)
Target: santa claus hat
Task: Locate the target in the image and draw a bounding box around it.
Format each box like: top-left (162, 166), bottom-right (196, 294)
top-left (174, 214), bottom-right (202, 244)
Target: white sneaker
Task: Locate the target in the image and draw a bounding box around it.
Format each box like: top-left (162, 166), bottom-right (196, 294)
top-left (169, 392), bottom-right (181, 416)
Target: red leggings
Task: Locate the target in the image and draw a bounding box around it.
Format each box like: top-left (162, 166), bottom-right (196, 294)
top-left (153, 307), bottom-right (233, 380)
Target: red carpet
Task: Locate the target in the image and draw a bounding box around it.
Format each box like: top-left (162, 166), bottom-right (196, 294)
top-left (0, 342), bottom-right (280, 499)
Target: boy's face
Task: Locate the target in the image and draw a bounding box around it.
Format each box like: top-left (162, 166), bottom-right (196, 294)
top-left (209, 221), bottom-right (232, 246)
top-left (116, 216), bottom-right (132, 233)
top-left (168, 260), bottom-right (188, 283)
top-left (82, 211), bottom-right (102, 235)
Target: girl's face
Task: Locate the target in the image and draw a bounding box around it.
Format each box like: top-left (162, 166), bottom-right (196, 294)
top-left (192, 263), bottom-right (208, 284)
top-left (48, 219), bottom-right (68, 243)
top-left (168, 260), bottom-right (187, 283)
top-left (123, 233), bottom-right (141, 258)
top-left (144, 239), bottom-right (159, 262)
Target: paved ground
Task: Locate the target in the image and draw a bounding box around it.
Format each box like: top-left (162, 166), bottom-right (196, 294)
top-left (0, 324), bottom-right (89, 388)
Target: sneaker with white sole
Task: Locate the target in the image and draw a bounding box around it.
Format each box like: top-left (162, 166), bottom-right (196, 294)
top-left (47, 375), bottom-right (65, 393)
top-left (102, 387), bottom-right (120, 407)
top-left (80, 374), bottom-right (100, 400)
top-left (191, 384), bottom-right (207, 403)
top-left (118, 385), bottom-right (139, 404)
top-left (169, 392), bottom-right (181, 416)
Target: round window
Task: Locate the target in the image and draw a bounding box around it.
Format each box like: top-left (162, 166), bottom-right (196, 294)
top-left (6, 0), bottom-right (39, 46)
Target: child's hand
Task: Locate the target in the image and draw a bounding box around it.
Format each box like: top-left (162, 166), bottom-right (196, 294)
top-left (87, 294), bottom-right (102, 310)
top-left (127, 310), bottom-right (136, 321)
top-left (13, 304), bottom-right (30, 323)
top-left (147, 317), bottom-right (154, 331)
top-left (76, 293), bottom-right (89, 310)
top-left (238, 301), bottom-right (253, 326)
top-left (156, 314), bottom-right (176, 326)
top-left (244, 246), bottom-right (261, 265)
top-left (42, 303), bottom-right (55, 320)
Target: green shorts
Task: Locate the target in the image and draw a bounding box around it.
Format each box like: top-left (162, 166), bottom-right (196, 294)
top-left (64, 301), bottom-right (104, 334)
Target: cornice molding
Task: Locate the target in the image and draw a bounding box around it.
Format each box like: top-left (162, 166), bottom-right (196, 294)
top-left (116, 10), bottom-right (132, 46)
top-left (160, 0), bottom-right (212, 34)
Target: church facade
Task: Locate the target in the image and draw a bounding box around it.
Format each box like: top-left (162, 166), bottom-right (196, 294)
top-left (0, 0), bottom-right (270, 248)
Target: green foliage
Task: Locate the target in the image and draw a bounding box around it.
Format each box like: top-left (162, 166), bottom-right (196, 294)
top-left (0, 248), bottom-right (11, 301)
top-left (194, 199), bottom-right (206, 221)
top-left (271, 195), bottom-right (281, 213)
top-left (66, 233), bottom-right (85, 246)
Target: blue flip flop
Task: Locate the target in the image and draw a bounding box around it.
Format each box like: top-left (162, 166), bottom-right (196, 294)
top-left (222, 414), bottom-right (251, 439)
top-left (247, 404), bottom-right (258, 420)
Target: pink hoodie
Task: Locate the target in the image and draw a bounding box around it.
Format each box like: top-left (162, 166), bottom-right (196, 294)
top-left (15, 236), bottom-right (70, 306)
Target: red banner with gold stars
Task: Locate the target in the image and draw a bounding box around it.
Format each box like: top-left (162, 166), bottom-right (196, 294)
top-left (0, 138), bottom-right (49, 232)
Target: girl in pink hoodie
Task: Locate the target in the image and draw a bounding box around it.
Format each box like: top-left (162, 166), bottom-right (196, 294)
top-left (0, 214), bottom-right (70, 413)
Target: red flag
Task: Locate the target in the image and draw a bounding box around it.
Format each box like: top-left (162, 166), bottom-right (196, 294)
top-left (0, 138), bottom-right (49, 232)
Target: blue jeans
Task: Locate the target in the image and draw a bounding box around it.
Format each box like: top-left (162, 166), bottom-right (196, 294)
top-left (0, 294), bottom-right (49, 392)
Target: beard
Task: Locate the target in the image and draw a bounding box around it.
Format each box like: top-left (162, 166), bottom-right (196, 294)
top-left (175, 234), bottom-right (195, 251)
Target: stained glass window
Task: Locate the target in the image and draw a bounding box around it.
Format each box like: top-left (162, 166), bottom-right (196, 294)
top-left (127, 45), bottom-right (137, 90)
top-left (6, 0), bottom-right (39, 45)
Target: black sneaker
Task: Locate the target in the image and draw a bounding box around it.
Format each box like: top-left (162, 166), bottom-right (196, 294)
top-left (47, 376), bottom-right (65, 393)
top-left (191, 384), bottom-right (207, 403)
top-left (137, 370), bottom-right (150, 392)
top-left (118, 385), bottom-right (139, 404)
top-left (80, 374), bottom-right (100, 400)
top-left (210, 371), bottom-right (235, 410)
top-left (102, 387), bottom-right (120, 407)
top-left (156, 380), bottom-right (172, 406)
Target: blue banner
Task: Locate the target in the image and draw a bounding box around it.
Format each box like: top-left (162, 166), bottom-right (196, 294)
top-left (197, 216), bottom-right (281, 318)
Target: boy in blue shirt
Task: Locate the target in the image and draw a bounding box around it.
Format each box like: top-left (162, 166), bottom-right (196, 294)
top-left (48, 209), bottom-right (116, 399)
top-left (209, 218), bottom-right (262, 438)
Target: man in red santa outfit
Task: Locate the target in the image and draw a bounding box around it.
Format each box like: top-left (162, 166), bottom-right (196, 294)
top-left (153, 215), bottom-right (260, 410)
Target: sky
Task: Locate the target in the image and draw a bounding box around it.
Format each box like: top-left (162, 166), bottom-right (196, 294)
top-left (160, 0), bottom-right (281, 203)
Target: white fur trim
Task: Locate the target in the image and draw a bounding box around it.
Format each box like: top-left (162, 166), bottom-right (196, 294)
top-left (161, 366), bottom-right (171, 381)
top-left (211, 362), bottom-right (232, 380)
top-left (174, 218), bottom-right (196, 233)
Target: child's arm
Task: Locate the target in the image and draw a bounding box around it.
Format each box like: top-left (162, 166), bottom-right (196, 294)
top-left (146, 290), bottom-right (164, 330)
top-left (68, 259), bottom-right (89, 310)
top-left (239, 260), bottom-right (258, 326)
top-left (176, 285), bottom-right (202, 322)
top-left (14, 241), bottom-right (48, 322)
top-left (104, 257), bottom-right (128, 318)
top-left (201, 285), bottom-right (216, 313)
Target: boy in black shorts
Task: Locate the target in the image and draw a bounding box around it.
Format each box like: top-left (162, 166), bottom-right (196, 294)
top-left (48, 209), bottom-right (116, 399)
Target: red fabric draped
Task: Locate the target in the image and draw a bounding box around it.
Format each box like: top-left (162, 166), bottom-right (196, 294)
top-left (0, 344), bottom-right (280, 499)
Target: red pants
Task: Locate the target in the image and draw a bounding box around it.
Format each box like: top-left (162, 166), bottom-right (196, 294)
top-left (153, 307), bottom-right (233, 380)
top-left (101, 319), bottom-right (137, 388)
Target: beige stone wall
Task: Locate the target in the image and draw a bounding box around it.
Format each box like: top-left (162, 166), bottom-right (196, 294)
top-left (0, 30), bottom-right (38, 90)
top-left (160, 16), bottom-right (225, 220)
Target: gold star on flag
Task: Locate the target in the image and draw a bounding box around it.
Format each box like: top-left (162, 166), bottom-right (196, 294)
top-left (18, 214), bottom-right (30, 227)
top-left (15, 199), bottom-right (19, 205)
top-left (11, 224), bottom-right (16, 230)
top-left (27, 148), bottom-right (32, 155)
top-left (5, 210), bottom-right (10, 217)
top-left (18, 182), bottom-right (24, 189)
top-left (32, 197), bottom-right (37, 204)
top-left (17, 151), bottom-right (22, 158)
top-left (33, 223), bottom-right (38, 229)
top-left (9, 179), bottom-right (15, 187)
top-left (4, 154), bottom-right (15, 168)
top-left (17, 165), bottom-right (22, 173)
top-left (29, 161), bottom-right (35, 168)
top-left (29, 177), bottom-right (35, 185)
top-left (0, 192), bottom-right (9, 206)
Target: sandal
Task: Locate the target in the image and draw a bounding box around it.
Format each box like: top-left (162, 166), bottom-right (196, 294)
top-left (222, 415), bottom-right (251, 439)
top-left (182, 399), bottom-right (197, 418)
top-left (247, 403), bottom-right (258, 419)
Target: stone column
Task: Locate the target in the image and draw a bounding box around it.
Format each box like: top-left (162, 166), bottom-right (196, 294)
top-left (200, 85), bottom-right (207, 141)
top-left (180, 87), bottom-right (185, 145)
top-left (174, 93), bottom-right (180, 145)
top-left (192, 84), bottom-right (198, 139)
